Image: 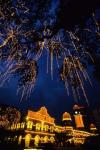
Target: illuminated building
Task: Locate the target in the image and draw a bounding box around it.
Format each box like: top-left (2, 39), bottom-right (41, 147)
top-left (62, 112), bottom-right (72, 126)
top-left (73, 105), bottom-right (85, 129)
top-left (62, 112), bottom-right (73, 136)
top-left (2, 105), bottom-right (98, 148)
top-left (9, 107), bottom-right (55, 147)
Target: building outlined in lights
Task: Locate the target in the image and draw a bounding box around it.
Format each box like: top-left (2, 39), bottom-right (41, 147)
top-left (3, 105), bottom-right (98, 148)
top-left (73, 105), bottom-right (85, 129)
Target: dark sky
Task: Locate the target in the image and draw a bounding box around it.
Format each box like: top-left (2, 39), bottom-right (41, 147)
top-left (0, 0), bottom-right (100, 123)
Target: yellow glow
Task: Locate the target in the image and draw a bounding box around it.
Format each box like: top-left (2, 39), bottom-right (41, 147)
top-left (25, 134), bottom-right (31, 148)
top-left (74, 115), bottom-right (84, 128)
top-left (36, 123), bottom-right (41, 131)
top-left (34, 135), bottom-right (40, 146)
top-left (27, 116), bottom-right (55, 125)
top-left (18, 135), bottom-right (22, 145)
top-left (27, 108), bottom-right (55, 124)
top-left (27, 121), bottom-right (33, 130)
top-left (41, 121), bottom-right (44, 131)
top-left (50, 136), bottom-right (55, 143)
top-left (43, 136), bottom-right (48, 143)
top-left (25, 130), bottom-right (55, 136)
top-left (21, 122), bottom-right (25, 128)
top-left (0, 30), bottom-right (13, 48)
top-left (63, 118), bottom-right (72, 121)
top-left (26, 116), bottom-right (29, 121)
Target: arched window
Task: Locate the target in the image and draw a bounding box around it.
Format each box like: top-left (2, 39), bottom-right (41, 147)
top-left (18, 135), bottom-right (22, 145)
top-left (18, 123), bottom-right (20, 128)
top-left (17, 123), bottom-right (20, 129)
top-left (27, 121), bottom-right (33, 130)
top-left (44, 125), bottom-right (49, 132)
top-left (44, 136), bottom-right (48, 143)
top-left (13, 124), bottom-right (16, 129)
top-left (50, 126), bottom-right (54, 132)
top-left (36, 123), bottom-right (41, 131)
top-left (21, 122), bottom-right (25, 129)
top-left (40, 137), bottom-right (43, 142)
top-left (34, 135), bottom-right (40, 146)
top-left (11, 124), bottom-right (14, 130)
top-left (50, 136), bottom-right (55, 143)
top-left (25, 134), bottom-right (31, 148)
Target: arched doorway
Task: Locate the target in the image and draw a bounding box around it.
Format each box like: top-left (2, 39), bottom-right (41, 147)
top-left (18, 135), bottom-right (22, 145)
top-left (25, 134), bottom-right (31, 148)
top-left (44, 136), bottom-right (48, 143)
top-left (50, 136), bottom-right (55, 143)
top-left (34, 135), bottom-right (40, 146)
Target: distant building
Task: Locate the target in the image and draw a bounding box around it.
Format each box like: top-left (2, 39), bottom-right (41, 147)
top-left (1, 105), bottom-right (98, 148)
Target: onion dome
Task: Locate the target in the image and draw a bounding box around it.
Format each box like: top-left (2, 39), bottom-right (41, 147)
top-left (90, 123), bottom-right (97, 130)
top-left (73, 104), bottom-right (80, 110)
top-left (62, 112), bottom-right (71, 121)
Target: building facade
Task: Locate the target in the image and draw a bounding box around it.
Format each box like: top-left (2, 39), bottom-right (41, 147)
top-left (4, 105), bottom-right (98, 148)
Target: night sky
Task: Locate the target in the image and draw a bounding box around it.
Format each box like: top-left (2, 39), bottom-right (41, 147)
top-left (0, 0), bottom-right (100, 123)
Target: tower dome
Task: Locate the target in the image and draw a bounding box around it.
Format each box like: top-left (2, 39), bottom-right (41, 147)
top-left (90, 123), bottom-right (97, 133)
top-left (90, 123), bottom-right (97, 129)
top-left (73, 104), bottom-right (80, 110)
top-left (62, 112), bottom-right (71, 121)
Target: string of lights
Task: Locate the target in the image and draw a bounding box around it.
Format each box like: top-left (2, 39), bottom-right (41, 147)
top-left (0, 1), bottom-right (99, 102)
